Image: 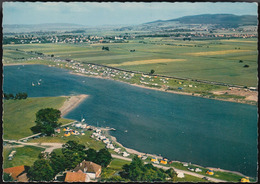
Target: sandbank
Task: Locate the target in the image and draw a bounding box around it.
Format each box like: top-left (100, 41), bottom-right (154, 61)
top-left (59, 94), bottom-right (89, 117)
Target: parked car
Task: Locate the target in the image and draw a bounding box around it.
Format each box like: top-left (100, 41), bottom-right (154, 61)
top-left (202, 177), bottom-right (209, 180)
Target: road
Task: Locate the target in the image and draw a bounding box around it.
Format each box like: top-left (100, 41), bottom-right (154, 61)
top-left (111, 154), bottom-right (226, 182)
top-left (4, 139), bottom-right (63, 153)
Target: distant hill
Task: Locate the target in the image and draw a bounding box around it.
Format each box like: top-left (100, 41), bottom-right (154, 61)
top-left (3, 23), bottom-right (87, 33)
top-left (146, 14), bottom-right (257, 26)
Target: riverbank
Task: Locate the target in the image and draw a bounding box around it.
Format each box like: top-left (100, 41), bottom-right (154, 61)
top-left (59, 94), bottom-right (89, 117)
top-left (3, 63), bottom-right (257, 105)
top-left (3, 63), bottom-right (36, 66)
top-left (99, 127), bottom-right (249, 179)
top-left (69, 71), bottom-right (257, 105)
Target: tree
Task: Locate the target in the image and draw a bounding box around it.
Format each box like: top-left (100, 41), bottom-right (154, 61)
top-left (243, 64), bottom-right (249, 68)
top-left (3, 172), bottom-right (14, 181)
top-left (120, 156), bottom-right (168, 181)
top-left (85, 148), bottom-right (97, 161)
top-left (49, 152), bottom-right (67, 175)
top-left (30, 108), bottom-right (61, 135)
top-left (150, 69), bottom-right (155, 75)
top-left (62, 141), bottom-right (86, 169)
top-left (94, 148), bottom-right (112, 167)
top-left (27, 159), bottom-right (55, 181)
top-left (3, 93), bottom-right (14, 100)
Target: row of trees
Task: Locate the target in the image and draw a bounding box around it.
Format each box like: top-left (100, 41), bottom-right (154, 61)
top-left (27, 141), bottom-right (112, 181)
top-left (30, 108), bottom-right (61, 136)
top-left (116, 156), bottom-right (176, 182)
top-left (3, 92), bottom-right (28, 100)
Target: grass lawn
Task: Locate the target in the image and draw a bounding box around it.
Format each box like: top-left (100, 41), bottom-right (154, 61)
top-left (101, 158), bottom-right (131, 179)
top-left (28, 128), bottom-right (105, 150)
top-left (3, 145), bottom-right (44, 169)
top-left (3, 97), bottom-right (73, 140)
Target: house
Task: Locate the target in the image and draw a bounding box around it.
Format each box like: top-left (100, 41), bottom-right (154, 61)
top-left (3, 165), bottom-right (28, 182)
top-left (64, 171), bottom-right (90, 182)
top-left (73, 160), bottom-right (102, 179)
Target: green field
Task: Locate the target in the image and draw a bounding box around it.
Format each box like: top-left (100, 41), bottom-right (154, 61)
top-left (3, 97), bottom-right (72, 140)
top-left (3, 37), bottom-right (257, 86)
top-left (3, 145), bottom-right (45, 169)
top-left (28, 128), bottom-right (105, 150)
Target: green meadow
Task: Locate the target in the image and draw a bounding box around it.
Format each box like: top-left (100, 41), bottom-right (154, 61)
top-left (3, 145), bottom-right (45, 168)
top-left (3, 97), bottom-right (72, 140)
top-left (3, 37), bottom-right (257, 87)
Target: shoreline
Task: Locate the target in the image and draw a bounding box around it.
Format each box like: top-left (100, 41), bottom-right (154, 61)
top-left (69, 71), bottom-right (257, 105)
top-left (59, 94), bottom-right (89, 117)
top-left (3, 63), bottom-right (37, 66)
top-left (100, 128), bottom-right (248, 178)
top-left (4, 63), bottom-right (256, 105)
top-left (4, 64), bottom-right (252, 178)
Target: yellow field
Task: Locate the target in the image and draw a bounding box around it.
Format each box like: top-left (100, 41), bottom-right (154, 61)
top-left (109, 59), bottom-right (186, 67)
top-left (221, 40), bottom-right (257, 43)
top-left (186, 50), bottom-right (251, 56)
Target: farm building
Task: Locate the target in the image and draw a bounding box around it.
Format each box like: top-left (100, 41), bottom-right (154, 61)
top-left (72, 161), bottom-right (102, 179)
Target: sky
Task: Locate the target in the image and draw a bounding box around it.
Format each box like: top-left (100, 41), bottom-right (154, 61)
top-left (3, 2), bottom-right (258, 26)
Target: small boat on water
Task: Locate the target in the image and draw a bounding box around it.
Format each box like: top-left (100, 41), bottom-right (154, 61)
top-left (38, 82), bottom-right (41, 85)
top-left (110, 128), bottom-right (116, 131)
top-left (32, 82), bottom-right (35, 86)
top-left (124, 130), bottom-right (128, 133)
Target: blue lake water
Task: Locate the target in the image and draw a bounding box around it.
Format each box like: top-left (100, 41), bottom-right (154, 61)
top-left (3, 64), bottom-right (258, 177)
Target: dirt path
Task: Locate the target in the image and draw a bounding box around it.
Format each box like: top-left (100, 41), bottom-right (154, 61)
top-left (59, 94), bottom-right (89, 117)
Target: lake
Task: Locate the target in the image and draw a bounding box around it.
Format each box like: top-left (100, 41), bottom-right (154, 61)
top-left (3, 64), bottom-right (258, 177)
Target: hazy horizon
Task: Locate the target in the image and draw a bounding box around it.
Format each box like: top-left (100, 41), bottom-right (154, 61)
top-left (3, 2), bottom-right (257, 26)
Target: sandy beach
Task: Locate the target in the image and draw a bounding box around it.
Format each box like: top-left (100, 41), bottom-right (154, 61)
top-left (59, 94), bottom-right (89, 117)
top-left (3, 63), bottom-right (37, 66)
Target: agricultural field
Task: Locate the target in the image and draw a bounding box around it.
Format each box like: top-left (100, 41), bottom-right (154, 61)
top-left (3, 37), bottom-right (257, 87)
top-left (3, 97), bottom-right (72, 140)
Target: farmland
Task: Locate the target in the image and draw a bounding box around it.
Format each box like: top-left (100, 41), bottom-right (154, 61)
top-left (3, 37), bottom-right (257, 87)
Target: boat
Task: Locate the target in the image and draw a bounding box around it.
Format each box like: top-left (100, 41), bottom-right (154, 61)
top-left (38, 82), bottom-right (41, 85)
top-left (110, 128), bottom-right (116, 131)
top-left (124, 130), bottom-right (128, 133)
top-left (32, 82), bottom-right (35, 86)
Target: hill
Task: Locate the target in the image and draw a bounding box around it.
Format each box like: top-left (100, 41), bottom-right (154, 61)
top-left (146, 14), bottom-right (257, 26)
